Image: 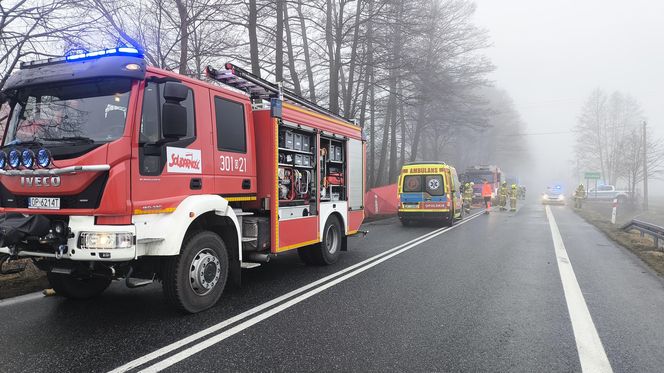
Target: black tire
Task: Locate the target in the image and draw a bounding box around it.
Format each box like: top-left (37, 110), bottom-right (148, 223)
top-left (47, 272), bottom-right (111, 300)
top-left (306, 216), bottom-right (343, 265)
top-left (447, 209), bottom-right (455, 227)
top-left (163, 231), bottom-right (229, 313)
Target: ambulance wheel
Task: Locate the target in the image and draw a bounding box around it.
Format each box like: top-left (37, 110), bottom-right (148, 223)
top-left (447, 210), bottom-right (455, 227)
top-left (47, 272), bottom-right (111, 300)
top-left (163, 231), bottom-right (228, 313)
top-left (307, 216), bottom-right (342, 265)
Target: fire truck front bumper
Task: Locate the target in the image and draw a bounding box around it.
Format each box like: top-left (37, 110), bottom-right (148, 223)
top-left (0, 215), bottom-right (136, 262)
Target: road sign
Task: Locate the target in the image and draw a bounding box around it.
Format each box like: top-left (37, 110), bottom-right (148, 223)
top-left (584, 172), bottom-right (601, 179)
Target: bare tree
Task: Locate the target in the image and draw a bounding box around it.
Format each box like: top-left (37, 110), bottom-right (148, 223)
top-left (0, 0), bottom-right (89, 88)
top-left (575, 89), bottom-right (644, 185)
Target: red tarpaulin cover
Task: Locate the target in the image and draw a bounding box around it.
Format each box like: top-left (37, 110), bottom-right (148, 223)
top-left (365, 183), bottom-right (398, 217)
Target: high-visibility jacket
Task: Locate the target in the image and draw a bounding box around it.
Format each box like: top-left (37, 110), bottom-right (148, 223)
top-left (481, 183), bottom-right (493, 197)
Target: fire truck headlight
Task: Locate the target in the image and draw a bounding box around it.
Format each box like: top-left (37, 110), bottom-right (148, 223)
top-left (21, 149), bottom-right (35, 169)
top-left (8, 149), bottom-right (21, 169)
top-left (37, 148), bottom-right (52, 168)
top-left (79, 232), bottom-right (134, 249)
top-left (0, 151), bottom-right (7, 169)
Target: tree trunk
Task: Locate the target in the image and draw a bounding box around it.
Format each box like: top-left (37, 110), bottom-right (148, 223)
top-left (275, 0), bottom-right (284, 82)
top-left (368, 72), bottom-right (376, 187)
top-left (398, 83), bottom-right (406, 166)
top-left (248, 0), bottom-right (260, 77)
top-left (409, 103), bottom-right (426, 162)
top-left (375, 113), bottom-right (391, 186)
top-left (343, 0), bottom-right (363, 115)
top-left (174, 0), bottom-right (189, 75)
top-left (283, 2), bottom-right (301, 95)
top-left (386, 2), bottom-right (403, 183)
top-left (325, 0), bottom-right (339, 114)
top-left (296, 0), bottom-right (316, 102)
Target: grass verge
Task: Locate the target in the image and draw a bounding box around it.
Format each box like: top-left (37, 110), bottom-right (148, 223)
top-left (574, 207), bottom-right (664, 276)
top-left (0, 258), bottom-right (49, 300)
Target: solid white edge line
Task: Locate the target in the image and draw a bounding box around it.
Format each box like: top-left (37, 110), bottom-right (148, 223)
top-left (138, 212), bottom-right (484, 373)
top-left (110, 211), bottom-right (483, 373)
top-left (0, 291), bottom-right (44, 307)
top-left (545, 205), bottom-right (613, 373)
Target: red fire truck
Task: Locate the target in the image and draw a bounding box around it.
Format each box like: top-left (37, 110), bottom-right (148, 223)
top-left (461, 165), bottom-right (503, 205)
top-left (0, 48), bottom-right (365, 313)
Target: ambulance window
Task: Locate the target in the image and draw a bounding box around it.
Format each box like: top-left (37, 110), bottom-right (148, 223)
top-left (425, 175), bottom-right (444, 196)
top-left (403, 175), bottom-right (422, 192)
top-left (214, 97), bottom-right (246, 153)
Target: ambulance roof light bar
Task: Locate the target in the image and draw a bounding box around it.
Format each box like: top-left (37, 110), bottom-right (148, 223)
top-left (206, 63), bottom-right (356, 126)
top-left (20, 47), bottom-right (142, 70)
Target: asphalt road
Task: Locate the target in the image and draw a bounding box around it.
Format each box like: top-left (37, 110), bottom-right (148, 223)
top-left (1, 201), bottom-right (664, 372)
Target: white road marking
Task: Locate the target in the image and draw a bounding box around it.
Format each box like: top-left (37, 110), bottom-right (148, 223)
top-left (139, 212), bottom-right (483, 372)
top-left (111, 211), bottom-right (484, 373)
top-left (545, 205), bottom-right (613, 373)
top-left (0, 291), bottom-right (44, 307)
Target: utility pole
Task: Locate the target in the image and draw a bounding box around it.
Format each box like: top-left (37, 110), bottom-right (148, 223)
top-left (643, 121), bottom-right (648, 211)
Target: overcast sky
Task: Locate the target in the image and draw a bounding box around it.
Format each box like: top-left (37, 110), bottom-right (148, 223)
top-left (472, 0), bottom-right (664, 191)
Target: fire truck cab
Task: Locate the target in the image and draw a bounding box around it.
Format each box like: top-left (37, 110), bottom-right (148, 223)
top-left (0, 48), bottom-right (365, 313)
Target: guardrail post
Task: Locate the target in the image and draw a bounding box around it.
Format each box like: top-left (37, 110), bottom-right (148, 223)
top-left (611, 198), bottom-right (617, 225)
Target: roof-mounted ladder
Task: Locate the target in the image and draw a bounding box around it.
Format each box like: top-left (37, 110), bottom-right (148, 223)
top-left (205, 63), bottom-right (356, 126)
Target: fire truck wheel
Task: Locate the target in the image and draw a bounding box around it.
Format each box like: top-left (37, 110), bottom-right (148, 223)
top-left (46, 272), bottom-right (111, 300)
top-left (313, 217), bottom-right (343, 265)
top-left (163, 231), bottom-right (229, 313)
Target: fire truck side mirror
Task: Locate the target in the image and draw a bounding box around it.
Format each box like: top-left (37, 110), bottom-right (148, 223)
top-left (161, 82), bottom-right (189, 139)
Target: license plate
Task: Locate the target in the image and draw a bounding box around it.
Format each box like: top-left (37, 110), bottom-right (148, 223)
top-left (422, 202), bottom-right (444, 209)
top-left (28, 197), bottom-right (60, 210)
top-left (402, 203), bottom-right (418, 209)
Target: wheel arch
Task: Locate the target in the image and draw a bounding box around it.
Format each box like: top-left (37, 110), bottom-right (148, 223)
top-left (134, 195), bottom-right (243, 277)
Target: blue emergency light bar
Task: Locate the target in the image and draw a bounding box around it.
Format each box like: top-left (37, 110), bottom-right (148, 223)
top-left (20, 47), bottom-right (143, 70)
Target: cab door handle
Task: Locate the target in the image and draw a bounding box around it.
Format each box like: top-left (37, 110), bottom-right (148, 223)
top-left (190, 178), bottom-right (202, 190)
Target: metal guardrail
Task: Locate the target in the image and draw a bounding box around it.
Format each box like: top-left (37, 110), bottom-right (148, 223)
top-left (622, 219), bottom-right (664, 250)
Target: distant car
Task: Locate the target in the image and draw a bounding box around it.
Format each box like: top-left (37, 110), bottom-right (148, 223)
top-left (585, 185), bottom-right (629, 202)
top-left (541, 186), bottom-right (565, 205)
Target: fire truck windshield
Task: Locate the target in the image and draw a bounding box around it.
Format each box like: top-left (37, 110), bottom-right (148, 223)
top-left (4, 78), bottom-right (132, 146)
top-left (466, 172), bottom-right (495, 184)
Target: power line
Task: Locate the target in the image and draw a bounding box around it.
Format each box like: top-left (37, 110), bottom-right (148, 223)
top-left (499, 130), bottom-right (573, 136)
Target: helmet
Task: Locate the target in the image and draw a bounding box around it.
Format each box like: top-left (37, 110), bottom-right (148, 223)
top-left (511, 184), bottom-right (517, 189)
top-left (470, 182), bottom-right (475, 186)
top-left (502, 181), bottom-right (507, 185)
top-left (465, 182), bottom-right (470, 187)
top-left (579, 183), bottom-right (584, 188)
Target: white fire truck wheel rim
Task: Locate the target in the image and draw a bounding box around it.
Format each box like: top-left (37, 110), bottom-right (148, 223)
top-left (189, 248), bottom-right (222, 296)
top-left (324, 224), bottom-right (339, 255)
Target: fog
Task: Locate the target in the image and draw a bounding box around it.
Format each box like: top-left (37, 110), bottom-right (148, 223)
top-left (473, 0), bottom-right (664, 195)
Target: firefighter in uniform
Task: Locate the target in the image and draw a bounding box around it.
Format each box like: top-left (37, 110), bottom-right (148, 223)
top-left (498, 181), bottom-right (508, 211)
top-left (509, 184), bottom-right (518, 211)
top-left (463, 182), bottom-right (473, 214)
top-left (482, 179), bottom-right (493, 213)
top-left (574, 184), bottom-right (586, 209)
